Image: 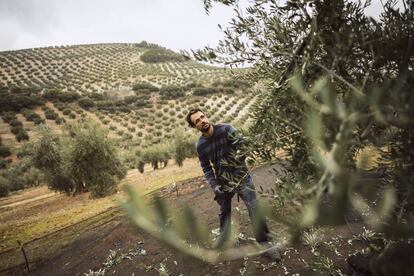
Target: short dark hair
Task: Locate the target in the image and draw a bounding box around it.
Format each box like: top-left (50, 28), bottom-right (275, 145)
top-left (186, 108), bottom-right (204, 128)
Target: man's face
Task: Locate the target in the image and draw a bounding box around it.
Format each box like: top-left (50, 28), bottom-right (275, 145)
top-left (190, 111), bottom-right (211, 133)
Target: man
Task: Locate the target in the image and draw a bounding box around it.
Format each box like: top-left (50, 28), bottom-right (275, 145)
top-left (186, 108), bottom-right (281, 260)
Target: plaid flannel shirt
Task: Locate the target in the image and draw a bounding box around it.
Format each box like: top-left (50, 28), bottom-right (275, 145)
top-left (196, 124), bottom-right (248, 189)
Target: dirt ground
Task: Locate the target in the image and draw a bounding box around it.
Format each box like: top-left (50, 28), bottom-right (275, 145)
top-left (1, 164), bottom-right (368, 275)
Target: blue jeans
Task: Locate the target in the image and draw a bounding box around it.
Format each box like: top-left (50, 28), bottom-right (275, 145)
top-left (215, 176), bottom-right (270, 243)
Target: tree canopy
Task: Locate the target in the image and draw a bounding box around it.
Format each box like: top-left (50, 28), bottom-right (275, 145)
top-left (124, 0), bottom-right (414, 264)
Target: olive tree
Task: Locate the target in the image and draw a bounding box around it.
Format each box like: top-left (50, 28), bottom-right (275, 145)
top-left (123, 0), bottom-right (414, 265)
top-left (194, 0), bottom-right (414, 236)
top-left (62, 121), bottom-right (127, 197)
top-left (172, 128), bottom-right (198, 167)
top-left (32, 121), bottom-right (127, 197)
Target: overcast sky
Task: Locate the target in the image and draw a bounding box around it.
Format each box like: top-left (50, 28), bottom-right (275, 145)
top-left (0, 0), bottom-right (403, 53)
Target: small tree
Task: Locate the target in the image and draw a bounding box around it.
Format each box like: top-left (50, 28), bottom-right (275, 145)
top-left (0, 145), bottom-right (11, 158)
top-left (15, 130), bottom-right (29, 142)
top-left (142, 142), bottom-right (171, 170)
top-left (78, 97), bottom-right (95, 109)
top-left (136, 156), bottom-right (145, 173)
top-left (62, 121), bottom-right (127, 197)
top-left (23, 167), bottom-right (44, 187)
top-left (32, 126), bottom-right (73, 194)
top-left (172, 128), bottom-right (198, 167)
top-left (32, 122), bottom-right (127, 197)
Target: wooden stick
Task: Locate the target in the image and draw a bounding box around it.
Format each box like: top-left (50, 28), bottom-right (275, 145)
top-left (17, 240), bottom-right (30, 273)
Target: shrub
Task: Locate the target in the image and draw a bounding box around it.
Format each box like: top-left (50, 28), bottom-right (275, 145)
top-left (212, 79), bottom-right (251, 90)
top-left (0, 145), bottom-right (12, 158)
top-left (44, 109), bottom-right (58, 120)
top-left (21, 108), bottom-right (41, 122)
top-left (4, 166), bottom-right (26, 191)
top-left (15, 130), bottom-right (29, 142)
top-left (122, 133), bottom-right (133, 140)
top-left (221, 87), bottom-right (235, 94)
top-left (16, 143), bottom-right (33, 159)
top-left (140, 48), bottom-right (185, 63)
top-left (0, 176), bottom-right (9, 197)
top-left (0, 87), bottom-right (44, 112)
top-left (23, 167), bottom-right (44, 187)
top-left (32, 117), bottom-right (44, 125)
top-left (10, 126), bottom-right (22, 135)
top-left (69, 113), bottom-right (76, 119)
top-left (43, 89), bottom-right (80, 102)
top-left (0, 159), bottom-right (8, 169)
top-left (78, 97), bottom-right (95, 109)
top-left (132, 82), bottom-right (159, 93)
top-left (53, 102), bottom-right (65, 111)
top-left (123, 95), bottom-right (139, 105)
top-left (62, 108), bottom-right (71, 115)
top-left (159, 85), bottom-right (185, 100)
top-left (185, 82), bottom-right (200, 90)
top-left (55, 117), bottom-right (65, 125)
top-left (2, 111), bottom-right (17, 123)
top-left (192, 87), bottom-right (219, 96)
top-left (9, 119), bottom-right (22, 127)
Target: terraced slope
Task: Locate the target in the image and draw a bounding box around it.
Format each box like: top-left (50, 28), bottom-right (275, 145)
top-left (0, 43), bottom-right (231, 92)
top-left (0, 42), bottom-right (257, 175)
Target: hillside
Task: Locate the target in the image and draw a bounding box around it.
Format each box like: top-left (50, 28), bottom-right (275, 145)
top-left (0, 42), bottom-right (258, 196)
top-left (0, 42), bottom-right (231, 92)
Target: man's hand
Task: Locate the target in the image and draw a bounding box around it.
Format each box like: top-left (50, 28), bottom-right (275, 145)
top-left (214, 186), bottom-right (224, 196)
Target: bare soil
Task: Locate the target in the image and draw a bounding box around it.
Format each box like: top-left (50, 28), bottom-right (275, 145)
top-left (1, 165), bottom-right (367, 275)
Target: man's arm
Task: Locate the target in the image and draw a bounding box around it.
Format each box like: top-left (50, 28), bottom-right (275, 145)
top-left (197, 150), bottom-right (217, 189)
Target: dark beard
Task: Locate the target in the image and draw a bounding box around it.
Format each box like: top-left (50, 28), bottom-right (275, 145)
top-left (201, 123), bottom-right (211, 133)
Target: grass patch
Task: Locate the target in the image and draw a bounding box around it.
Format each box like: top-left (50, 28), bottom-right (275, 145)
top-left (0, 158), bottom-right (203, 251)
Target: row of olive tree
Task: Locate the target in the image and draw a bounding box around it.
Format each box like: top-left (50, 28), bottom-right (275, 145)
top-left (136, 129), bottom-right (198, 173)
top-left (0, 86), bottom-right (44, 112)
top-left (140, 48), bottom-right (186, 63)
top-left (1, 125), bottom-right (197, 197)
